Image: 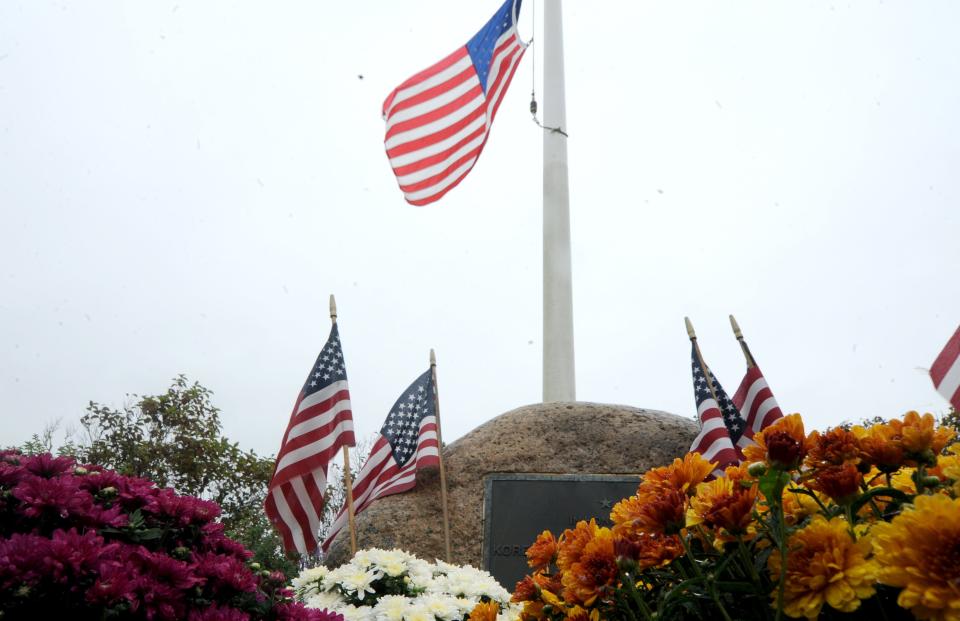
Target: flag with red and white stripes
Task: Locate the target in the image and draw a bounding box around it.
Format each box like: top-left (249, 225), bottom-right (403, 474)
top-left (931, 325), bottom-right (960, 410)
top-left (688, 344), bottom-right (744, 474)
top-left (264, 323), bottom-right (355, 555)
top-left (732, 366), bottom-right (783, 437)
top-left (382, 0), bottom-right (526, 206)
top-left (321, 368), bottom-right (440, 552)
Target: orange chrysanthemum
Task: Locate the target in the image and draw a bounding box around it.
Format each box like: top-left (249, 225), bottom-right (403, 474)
top-left (872, 494), bottom-right (960, 621)
top-left (468, 601), bottom-right (500, 621)
top-left (805, 427), bottom-right (862, 469)
top-left (614, 532), bottom-right (683, 570)
top-left (686, 475), bottom-right (758, 536)
top-left (611, 488), bottom-right (687, 536)
top-left (900, 411), bottom-right (955, 458)
top-left (531, 568), bottom-right (563, 596)
top-left (561, 527), bottom-right (618, 607)
top-left (512, 576), bottom-right (539, 603)
top-left (743, 413), bottom-right (808, 470)
top-left (808, 462), bottom-right (862, 505)
top-left (640, 452), bottom-right (716, 496)
top-left (854, 423), bottom-right (906, 473)
top-left (526, 530), bottom-right (558, 568)
top-left (767, 516), bottom-right (877, 619)
top-left (557, 519), bottom-right (601, 572)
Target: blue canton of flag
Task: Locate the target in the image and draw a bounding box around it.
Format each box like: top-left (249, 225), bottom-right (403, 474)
top-left (466, 0), bottom-right (521, 94)
top-left (689, 345), bottom-right (741, 471)
top-left (302, 324), bottom-right (348, 396)
top-left (381, 370), bottom-right (436, 467)
top-left (706, 366), bottom-right (749, 448)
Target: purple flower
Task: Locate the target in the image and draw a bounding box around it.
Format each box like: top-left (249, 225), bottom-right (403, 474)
top-left (194, 552), bottom-right (257, 595)
top-left (22, 453), bottom-right (75, 479)
top-left (12, 475), bottom-right (94, 522)
top-left (187, 604), bottom-right (252, 621)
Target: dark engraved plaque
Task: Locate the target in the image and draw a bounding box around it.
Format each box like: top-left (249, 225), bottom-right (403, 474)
top-left (482, 474), bottom-right (640, 590)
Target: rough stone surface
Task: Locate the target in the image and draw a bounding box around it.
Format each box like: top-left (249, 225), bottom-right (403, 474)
top-left (324, 402), bottom-right (698, 568)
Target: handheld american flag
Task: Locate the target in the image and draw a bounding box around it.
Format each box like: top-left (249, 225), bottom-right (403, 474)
top-left (321, 368), bottom-right (440, 552)
top-left (383, 0), bottom-right (526, 206)
top-left (732, 366), bottom-right (784, 437)
top-left (931, 324), bottom-right (960, 410)
top-left (688, 343), bottom-right (751, 472)
top-left (265, 323), bottom-right (355, 555)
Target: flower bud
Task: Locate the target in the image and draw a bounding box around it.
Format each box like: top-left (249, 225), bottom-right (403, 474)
top-left (747, 462), bottom-right (767, 477)
top-left (73, 466), bottom-right (88, 476)
top-left (249, 562), bottom-right (262, 571)
top-left (921, 475), bottom-right (942, 488)
top-left (99, 486), bottom-right (117, 498)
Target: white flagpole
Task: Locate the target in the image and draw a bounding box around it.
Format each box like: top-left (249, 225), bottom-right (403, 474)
top-left (542, 0), bottom-right (575, 402)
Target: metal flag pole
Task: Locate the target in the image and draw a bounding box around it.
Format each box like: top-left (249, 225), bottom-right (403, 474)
top-left (429, 349), bottom-right (453, 562)
top-left (685, 317), bottom-right (721, 412)
top-left (330, 295), bottom-right (358, 557)
top-left (542, 0), bottom-right (576, 402)
top-left (729, 314), bottom-right (757, 369)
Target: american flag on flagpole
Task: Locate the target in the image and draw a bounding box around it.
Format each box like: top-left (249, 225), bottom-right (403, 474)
top-left (688, 343), bottom-right (748, 473)
top-left (321, 369), bottom-right (440, 552)
top-left (382, 0), bottom-right (526, 206)
top-left (931, 325), bottom-right (960, 410)
top-left (732, 365), bottom-right (784, 437)
top-left (264, 323), bottom-right (355, 555)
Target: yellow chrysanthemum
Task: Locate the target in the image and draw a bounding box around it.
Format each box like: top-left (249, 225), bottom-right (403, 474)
top-left (767, 516), bottom-right (877, 619)
top-left (872, 494), bottom-right (960, 621)
top-left (556, 519), bottom-right (601, 572)
top-left (900, 411), bottom-right (955, 456)
top-left (781, 486), bottom-right (826, 526)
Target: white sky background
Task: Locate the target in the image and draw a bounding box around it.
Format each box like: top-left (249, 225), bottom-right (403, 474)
top-left (1, 1), bottom-right (958, 459)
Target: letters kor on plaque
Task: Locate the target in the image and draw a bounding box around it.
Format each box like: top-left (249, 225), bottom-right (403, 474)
top-left (482, 474), bottom-right (640, 590)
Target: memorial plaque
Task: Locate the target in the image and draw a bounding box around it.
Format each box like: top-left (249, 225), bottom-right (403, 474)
top-left (482, 474), bottom-right (640, 589)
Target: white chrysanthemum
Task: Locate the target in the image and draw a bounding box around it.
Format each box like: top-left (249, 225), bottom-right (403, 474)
top-left (292, 565), bottom-right (330, 596)
top-left (305, 590), bottom-right (347, 611)
top-left (451, 597), bottom-right (476, 616)
top-left (401, 603), bottom-right (436, 621)
top-left (331, 566), bottom-right (383, 601)
top-left (371, 594), bottom-right (410, 621)
top-left (340, 605), bottom-right (376, 621)
top-left (406, 559), bottom-right (434, 589)
top-left (416, 593), bottom-right (462, 621)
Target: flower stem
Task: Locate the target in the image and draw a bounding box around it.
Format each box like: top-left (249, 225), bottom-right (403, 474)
top-left (681, 535), bottom-right (733, 621)
top-left (774, 505), bottom-right (787, 621)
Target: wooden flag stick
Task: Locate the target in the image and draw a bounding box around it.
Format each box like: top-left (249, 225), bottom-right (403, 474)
top-left (331, 295), bottom-right (358, 557)
top-left (729, 314), bottom-right (757, 368)
top-left (685, 317), bottom-right (721, 406)
top-left (430, 349), bottom-right (453, 563)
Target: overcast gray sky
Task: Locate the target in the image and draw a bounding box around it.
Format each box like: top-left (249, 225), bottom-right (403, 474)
top-left (2, 1), bottom-right (958, 460)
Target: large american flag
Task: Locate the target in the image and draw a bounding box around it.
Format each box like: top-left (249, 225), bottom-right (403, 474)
top-left (321, 368), bottom-right (440, 552)
top-left (265, 323), bottom-right (355, 555)
top-left (732, 365), bottom-right (783, 437)
top-left (688, 344), bottom-right (750, 472)
top-left (931, 325), bottom-right (960, 410)
top-left (382, 0), bottom-right (526, 206)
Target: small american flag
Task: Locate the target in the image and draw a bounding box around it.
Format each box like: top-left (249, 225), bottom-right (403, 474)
top-left (688, 344), bottom-right (749, 472)
top-left (383, 0), bottom-right (526, 206)
top-left (732, 366), bottom-right (783, 437)
top-left (265, 324), bottom-right (355, 555)
top-left (931, 325), bottom-right (960, 410)
top-left (321, 368), bottom-right (440, 552)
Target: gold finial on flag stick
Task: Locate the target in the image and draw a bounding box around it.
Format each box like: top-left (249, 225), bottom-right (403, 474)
top-left (685, 317), bottom-right (720, 407)
top-left (329, 294), bottom-right (357, 556)
top-left (729, 314), bottom-right (757, 369)
top-left (430, 349), bottom-right (453, 563)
